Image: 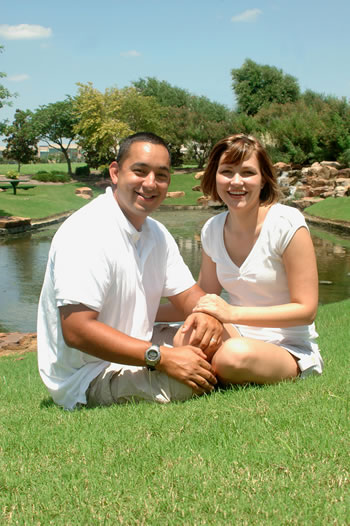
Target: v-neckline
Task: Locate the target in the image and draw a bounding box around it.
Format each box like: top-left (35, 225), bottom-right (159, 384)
top-left (220, 205), bottom-right (276, 270)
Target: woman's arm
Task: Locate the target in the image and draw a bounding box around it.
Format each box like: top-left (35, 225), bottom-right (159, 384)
top-left (193, 227), bottom-right (319, 328)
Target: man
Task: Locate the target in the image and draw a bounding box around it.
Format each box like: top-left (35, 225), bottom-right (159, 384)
top-left (37, 132), bottom-right (222, 410)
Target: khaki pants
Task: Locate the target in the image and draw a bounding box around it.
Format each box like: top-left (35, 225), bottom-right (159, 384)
top-left (86, 323), bottom-right (193, 406)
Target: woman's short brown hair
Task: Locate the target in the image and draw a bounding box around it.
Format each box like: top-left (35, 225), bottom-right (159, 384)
top-left (201, 134), bottom-right (280, 205)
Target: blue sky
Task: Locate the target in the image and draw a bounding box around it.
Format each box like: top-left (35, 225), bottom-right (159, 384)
top-left (1, 0), bottom-right (350, 129)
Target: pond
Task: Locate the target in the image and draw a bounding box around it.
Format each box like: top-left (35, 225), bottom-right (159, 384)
top-left (0, 208), bottom-right (349, 333)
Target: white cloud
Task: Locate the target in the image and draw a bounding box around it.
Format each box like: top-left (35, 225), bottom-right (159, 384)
top-left (7, 74), bottom-right (29, 82)
top-left (231, 9), bottom-right (262, 23)
top-left (120, 50), bottom-right (141, 57)
top-left (0, 24), bottom-right (52, 40)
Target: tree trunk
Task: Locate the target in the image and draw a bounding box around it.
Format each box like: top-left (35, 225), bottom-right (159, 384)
top-left (62, 147), bottom-right (72, 177)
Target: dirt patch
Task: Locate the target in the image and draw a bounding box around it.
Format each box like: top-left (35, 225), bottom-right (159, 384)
top-left (0, 332), bottom-right (37, 357)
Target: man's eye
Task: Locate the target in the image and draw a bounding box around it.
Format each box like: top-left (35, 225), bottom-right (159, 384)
top-left (156, 173), bottom-right (169, 180)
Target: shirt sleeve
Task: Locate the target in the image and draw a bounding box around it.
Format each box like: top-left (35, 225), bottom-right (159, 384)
top-left (52, 229), bottom-right (112, 313)
top-left (275, 206), bottom-right (309, 255)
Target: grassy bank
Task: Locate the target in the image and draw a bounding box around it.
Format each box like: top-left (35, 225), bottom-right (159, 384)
top-left (0, 162), bottom-right (86, 176)
top-left (0, 183), bottom-right (104, 219)
top-left (0, 300), bottom-right (349, 524)
top-left (305, 196), bottom-right (350, 222)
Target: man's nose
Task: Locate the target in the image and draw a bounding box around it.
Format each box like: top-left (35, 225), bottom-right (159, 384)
top-left (143, 172), bottom-right (156, 187)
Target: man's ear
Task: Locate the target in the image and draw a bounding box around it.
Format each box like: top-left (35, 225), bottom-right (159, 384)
top-left (109, 161), bottom-right (119, 184)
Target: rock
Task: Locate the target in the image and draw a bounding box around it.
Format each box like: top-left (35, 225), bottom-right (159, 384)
top-left (335, 178), bottom-right (350, 187)
top-left (194, 171), bottom-right (204, 180)
top-left (334, 186), bottom-right (347, 197)
top-left (336, 168), bottom-right (350, 178)
top-left (94, 180), bottom-right (111, 189)
top-left (292, 197), bottom-right (323, 210)
top-left (75, 187), bottom-right (93, 199)
top-left (192, 185), bottom-right (201, 192)
top-left (0, 332), bottom-right (37, 356)
top-left (197, 196), bottom-right (210, 206)
top-left (320, 161), bottom-right (342, 169)
top-left (166, 191), bottom-right (185, 198)
top-left (0, 216), bottom-right (31, 229)
top-left (274, 162), bottom-right (292, 173)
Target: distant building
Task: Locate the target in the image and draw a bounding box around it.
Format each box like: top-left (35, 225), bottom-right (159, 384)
top-left (0, 143), bottom-right (84, 163)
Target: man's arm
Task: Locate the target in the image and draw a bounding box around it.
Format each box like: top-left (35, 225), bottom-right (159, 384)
top-left (59, 303), bottom-right (217, 395)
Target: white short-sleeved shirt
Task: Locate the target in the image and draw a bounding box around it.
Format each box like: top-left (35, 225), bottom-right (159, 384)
top-left (37, 187), bottom-right (195, 409)
top-left (201, 203), bottom-right (319, 346)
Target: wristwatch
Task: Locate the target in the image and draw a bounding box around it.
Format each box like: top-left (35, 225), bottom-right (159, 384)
top-left (145, 344), bottom-right (161, 370)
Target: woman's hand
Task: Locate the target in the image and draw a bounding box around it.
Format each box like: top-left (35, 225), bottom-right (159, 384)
top-left (193, 294), bottom-right (234, 324)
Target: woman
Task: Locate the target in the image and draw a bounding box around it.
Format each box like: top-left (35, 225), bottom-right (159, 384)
top-left (179, 134), bottom-right (323, 385)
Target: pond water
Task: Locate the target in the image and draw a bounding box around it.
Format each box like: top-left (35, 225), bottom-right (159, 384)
top-left (0, 208), bottom-right (349, 333)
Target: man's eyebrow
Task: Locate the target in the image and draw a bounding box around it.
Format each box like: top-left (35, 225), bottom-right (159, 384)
top-left (131, 162), bottom-right (170, 173)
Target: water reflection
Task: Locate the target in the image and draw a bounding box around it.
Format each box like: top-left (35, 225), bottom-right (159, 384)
top-left (0, 210), bottom-right (349, 332)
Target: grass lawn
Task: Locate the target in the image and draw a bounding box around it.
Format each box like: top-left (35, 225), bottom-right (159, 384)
top-left (0, 171), bottom-right (204, 220)
top-left (305, 197), bottom-right (350, 222)
top-left (165, 171), bottom-right (203, 206)
top-left (0, 162), bottom-right (86, 176)
top-left (0, 184), bottom-right (104, 219)
top-left (1, 300), bottom-right (349, 524)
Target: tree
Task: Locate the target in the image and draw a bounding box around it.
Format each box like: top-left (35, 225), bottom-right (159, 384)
top-left (0, 45), bottom-right (16, 132)
top-left (33, 98), bottom-right (77, 176)
top-left (231, 59), bottom-right (300, 115)
top-left (133, 77), bottom-right (232, 167)
top-left (3, 109), bottom-right (38, 171)
top-left (73, 83), bottom-right (166, 168)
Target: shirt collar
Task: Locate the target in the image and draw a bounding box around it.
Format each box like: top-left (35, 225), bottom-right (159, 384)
top-left (105, 186), bottom-right (144, 243)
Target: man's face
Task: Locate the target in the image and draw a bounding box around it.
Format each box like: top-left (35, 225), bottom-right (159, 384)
top-left (109, 141), bottom-right (171, 230)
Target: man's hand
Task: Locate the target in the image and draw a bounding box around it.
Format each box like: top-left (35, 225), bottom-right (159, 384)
top-left (193, 294), bottom-right (234, 324)
top-left (181, 312), bottom-right (223, 359)
top-left (157, 345), bottom-right (217, 396)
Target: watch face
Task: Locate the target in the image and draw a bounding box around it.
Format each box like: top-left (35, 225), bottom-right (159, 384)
top-left (148, 349), bottom-right (159, 361)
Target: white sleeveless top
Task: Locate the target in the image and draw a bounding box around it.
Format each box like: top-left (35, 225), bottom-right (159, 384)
top-left (201, 203), bottom-right (319, 346)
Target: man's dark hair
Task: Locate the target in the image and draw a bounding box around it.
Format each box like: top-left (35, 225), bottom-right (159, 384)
top-left (116, 132), bottom-right (171, 165)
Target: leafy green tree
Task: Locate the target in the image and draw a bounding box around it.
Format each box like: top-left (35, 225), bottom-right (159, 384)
top-left (231, 59), bottom-right (300, 115)
top-left (3, 109), bottom-right (38, 171)
top-left (0, 45), bottom-right (16, 132)
top-left (33, 98), bottom-right (77, 176)
top-left (134, 77), bottom-right (232, 167)
top-left (73, 83), bottom-right (166, 168)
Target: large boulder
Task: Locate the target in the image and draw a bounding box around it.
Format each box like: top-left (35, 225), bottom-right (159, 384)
top-left (194, 171), bottom-right (204, 180)
top-left (75, 187), bottom-right (93, 199)
top-left (166, 191), bottom-right (185, 199)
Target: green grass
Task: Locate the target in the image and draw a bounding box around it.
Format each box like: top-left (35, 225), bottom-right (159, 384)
top-left (305, 197), bottom-right (350, 222)
top-left (165, 171), bottom-right (204, 206)
top-left (0, 171), bottom-right (204, 220)
top-left (0, 184), bottom-right (104, 219)
top-left (0, 162), bottom-right (86, 176)
top-left (1, 300), bottom-right (349, 524)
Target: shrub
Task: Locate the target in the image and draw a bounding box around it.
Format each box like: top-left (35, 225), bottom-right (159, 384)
top-left (75, 165), bottom-right (90, 177)
top-left (32, 172), bottom-right (71, 183)
top-left (6, 169), bottom-right (19, 180)
top-left (98, 165), bottom-right (110, 178)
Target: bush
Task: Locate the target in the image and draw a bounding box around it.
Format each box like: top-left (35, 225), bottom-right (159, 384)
top-left (6, 169), bottom-right (19, 180)
top-left (75, 165), bottom-right (90, 177)
top-left (338, 148), bottom-right (350, 167)
top-left (98, 165), bottom-right (110, 178)
top-left (32, 172), bottom-right (71, 183)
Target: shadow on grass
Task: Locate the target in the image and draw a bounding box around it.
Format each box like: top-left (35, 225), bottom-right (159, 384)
top-left (39, 383), bottom-right (269, 411)
top-left (0, 209), bottom-right (12, 217)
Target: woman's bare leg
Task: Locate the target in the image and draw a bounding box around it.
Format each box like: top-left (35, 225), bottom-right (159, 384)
top-left (212, 337), bottom-right (299, 385)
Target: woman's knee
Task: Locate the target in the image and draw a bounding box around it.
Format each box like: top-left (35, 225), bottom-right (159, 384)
top-left (212, 338), bottom-right (253, 376)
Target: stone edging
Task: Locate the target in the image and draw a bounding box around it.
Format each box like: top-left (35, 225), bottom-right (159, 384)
top-left (303, 214), bottom-right (350, 236)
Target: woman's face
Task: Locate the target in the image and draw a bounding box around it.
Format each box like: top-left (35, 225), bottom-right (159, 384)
top-left (215, 151), bottom-right (264, 211)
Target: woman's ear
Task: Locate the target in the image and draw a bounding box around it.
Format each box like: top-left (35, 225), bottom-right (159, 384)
top-left (109, 161), bottom-right (119, 185)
